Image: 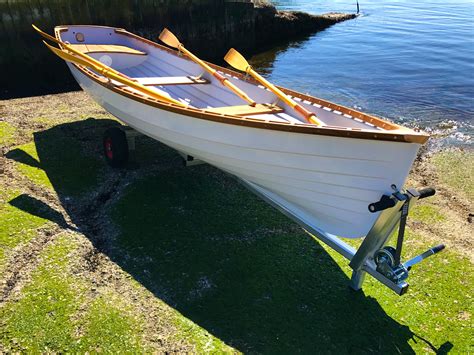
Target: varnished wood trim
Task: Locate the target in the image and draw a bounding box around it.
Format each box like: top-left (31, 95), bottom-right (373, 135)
top-left (206, 103), bottom-right (284, 116)
top-left (54, 25), bottom-right (429, 144)
top-left (69, 44), bottom-right (147, 56)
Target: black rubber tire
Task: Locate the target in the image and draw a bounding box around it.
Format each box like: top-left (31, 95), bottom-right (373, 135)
top-left (103, 127), bottom-right (129, 168)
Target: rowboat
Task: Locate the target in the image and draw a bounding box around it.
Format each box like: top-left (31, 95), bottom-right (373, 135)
top-left (35, 25), bottom-right (444, 295)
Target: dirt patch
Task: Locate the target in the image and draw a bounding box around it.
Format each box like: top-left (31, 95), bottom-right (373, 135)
top-left (407, 149), bottom-right (473, 261)
top-left (0, 226), bottom-right (58, 302)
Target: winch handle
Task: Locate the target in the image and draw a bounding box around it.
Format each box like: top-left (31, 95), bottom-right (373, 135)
top-left (368, 195), bottom-right (396, 213)
top-left (403, 244), bottom-right (445, 269)
top-left (418, 187), bottom-right (436, 199)
top-left (430, 244), bottom-right (445, 253)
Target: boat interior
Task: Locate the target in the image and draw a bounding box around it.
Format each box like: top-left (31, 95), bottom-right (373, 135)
top-left (56, 25), bottom-right (405, 132)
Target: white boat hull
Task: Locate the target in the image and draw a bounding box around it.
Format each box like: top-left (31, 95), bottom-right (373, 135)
top-left (69, 64), bottom-right (420, 238)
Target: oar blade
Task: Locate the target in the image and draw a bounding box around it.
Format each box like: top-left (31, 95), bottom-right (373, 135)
top-left (159, 28), bottom-right (180, 49)
top-left (42, 40), bottom-right (94, 69)
top-left (228, 48), bottom-right (323, 126)
top-left (32, 24), bottom-right (60, 44)
top-left (224, 48), bottom-right (249, 72)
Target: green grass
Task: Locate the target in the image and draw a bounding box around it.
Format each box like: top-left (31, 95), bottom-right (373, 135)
top-left (0, 121), bottom-right (16, 146)
top-left (1, 117), bottom-right (148, 351)
top-left (9, 133), bottom-right (102, 196)
top-left (432, 149), bottom-right (474, 200)
top-left (0, 188), bottom-right (49, 272)
top-left (79, 295), bottom-right (148, 353)
top-left (173, 311), bottom-right (233, 353)
top-left (324, 233), bottom-right (472, 353)
top-left (0, 235), bottom-right (152, 353)
top-left (2, 117), bottom-right (234, 353)
top-left (111, 166), bottom-right (472, 353)
top-left (410, 203), bottom-right (446, 223)
top-left (1, 122), bottom-right (104, 269)
top-left (11, 142), bottom-right (54, 190)
top-left (0, 236), bottom-right (80, 352)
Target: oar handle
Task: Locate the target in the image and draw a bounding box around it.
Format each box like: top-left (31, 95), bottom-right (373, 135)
top-left (294, 104), bottom-right (325, 126)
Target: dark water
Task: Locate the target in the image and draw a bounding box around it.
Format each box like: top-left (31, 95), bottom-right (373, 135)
top-left (251, 0), bottom-right (474, 147)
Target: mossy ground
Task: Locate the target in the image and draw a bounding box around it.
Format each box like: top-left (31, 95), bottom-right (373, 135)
top-left (0, 122), bottom-right (16, 146)
top-left (0, 188), bottom-right (48, 274)
top-left (0, 93), bottom-right (232, 353)
top-left (432, 150), bottom-right (473, 201)
top-left (1, 92), bottom-right (472, 353)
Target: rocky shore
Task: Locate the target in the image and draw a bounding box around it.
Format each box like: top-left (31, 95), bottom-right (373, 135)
top-left (254, 6), bottom-right (356, 51)
top-left (0, 0), bottom-right (355, 98)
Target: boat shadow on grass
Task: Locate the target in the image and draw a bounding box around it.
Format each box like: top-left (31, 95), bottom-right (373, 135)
top-left (6, 118), bottom-right (451, 353)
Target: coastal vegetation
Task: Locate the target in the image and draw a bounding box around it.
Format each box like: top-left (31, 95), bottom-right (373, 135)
top-left (0, 92), bottom-right (472, 352)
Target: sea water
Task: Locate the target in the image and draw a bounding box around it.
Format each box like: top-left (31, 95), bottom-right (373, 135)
top-left (251, 0), bottom-right (474, 146)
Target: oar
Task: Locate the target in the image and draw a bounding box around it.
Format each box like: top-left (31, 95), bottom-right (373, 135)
top-left (41, 41), bottom-right (187, 107)
top-left (224, 48), bottom-right (325, 126)
top-left (32, 24), bottom-right (131, 81)
top-left (159, 28), bottom-right (257, 106)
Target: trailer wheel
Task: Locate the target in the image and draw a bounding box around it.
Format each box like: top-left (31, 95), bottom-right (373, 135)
top-left (103, 127), bottom-right (129, 168)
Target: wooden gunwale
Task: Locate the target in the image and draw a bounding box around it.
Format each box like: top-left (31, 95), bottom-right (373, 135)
top-left (68, 44), bottom-right (147, 56)
top-left (55, 25), bottom-right (429, 144)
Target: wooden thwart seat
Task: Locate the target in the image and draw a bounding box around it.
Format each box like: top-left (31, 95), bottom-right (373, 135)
top-left (69, 44), bottom-right (147, 56)
top-left (114, 76), bottom-right (210, 87)
top-left (206, 104), bottom-right (284, 116)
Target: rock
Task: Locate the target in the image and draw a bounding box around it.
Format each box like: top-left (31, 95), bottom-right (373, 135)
top-left (255, 9), bottom-right (356, 49)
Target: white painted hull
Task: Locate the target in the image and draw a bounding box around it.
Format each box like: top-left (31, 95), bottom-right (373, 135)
top-left (69, 64), bottom-right (420, 238)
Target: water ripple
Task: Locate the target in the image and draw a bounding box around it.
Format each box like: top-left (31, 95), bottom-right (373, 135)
top-left (258, 0), bottom-right (474, 146)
